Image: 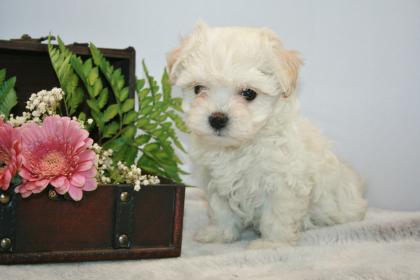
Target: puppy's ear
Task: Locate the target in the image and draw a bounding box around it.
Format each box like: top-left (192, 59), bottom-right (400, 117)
top-left (278, 50), bottom-right (302, 97)
top-left (262, 29), bottom-right (303, 97)
top-left (166, 20), bottom-right (209, 84)
top-left (166, 40), bottom-right (187, 83)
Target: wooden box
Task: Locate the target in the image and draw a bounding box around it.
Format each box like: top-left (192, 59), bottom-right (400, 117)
top-left (0, 36), bottom-right (185, 264)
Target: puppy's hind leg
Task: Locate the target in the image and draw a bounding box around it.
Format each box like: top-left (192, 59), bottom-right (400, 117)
top-left (195, 192), bottom-right (242, 243)
top-left (332, 164), bottom-right (368, 223)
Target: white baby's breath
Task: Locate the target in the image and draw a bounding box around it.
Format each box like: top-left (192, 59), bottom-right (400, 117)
top-left (26, 87), bottom-right (64, 117)
top-left (8, 112), bottom-right (32, 127)
top-left (116, 161), bottom-right (159, 191)
top-left (9, 87), bottom-right (65, 126)
top-left (92, 143), bottom-right (113, 184)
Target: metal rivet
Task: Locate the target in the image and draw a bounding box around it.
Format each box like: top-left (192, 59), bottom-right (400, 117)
top-left (48, 190), bottom-right (58, 200)
top-left (118, 234), bottom-right (129, 247)
top-left (0, 193), bottom-right (10, 205)
top-left (120, 192), bottom-right (129, 202)
top-left (0, 238), bottom-right (11, 250)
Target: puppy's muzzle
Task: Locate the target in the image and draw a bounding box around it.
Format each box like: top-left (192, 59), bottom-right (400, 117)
top-left (209, 112), bottom-right (229, 130)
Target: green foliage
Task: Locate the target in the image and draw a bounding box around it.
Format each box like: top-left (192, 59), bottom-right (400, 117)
top-left (87, 43), bottom-right (137, 163)
top-left (0, 69), bottom-right (17, 118)
top-left (47, 37), bottom-right (188, 183)
top-left (135, 61), bottom-right (188, 182)
top-left (48, 36), bottom-right (84, 115)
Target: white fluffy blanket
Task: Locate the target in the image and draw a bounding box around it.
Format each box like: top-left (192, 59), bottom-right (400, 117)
top-left (2, 188), bottom-right (420, 280)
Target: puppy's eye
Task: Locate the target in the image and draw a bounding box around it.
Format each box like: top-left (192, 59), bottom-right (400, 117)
top-left (240, 89), bottom-right (257, 101)
top-left (194, 85), bottom-right (206, 95)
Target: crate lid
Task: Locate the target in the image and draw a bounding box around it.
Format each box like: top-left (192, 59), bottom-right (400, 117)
top-left (0, 35), bottom-right (136, 115)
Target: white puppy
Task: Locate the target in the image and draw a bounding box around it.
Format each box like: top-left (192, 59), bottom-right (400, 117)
top-left (167, 22), bottom-right (368, 248)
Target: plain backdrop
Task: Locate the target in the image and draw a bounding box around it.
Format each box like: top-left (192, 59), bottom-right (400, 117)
top-left (0, 0), bottom-right (419, 210)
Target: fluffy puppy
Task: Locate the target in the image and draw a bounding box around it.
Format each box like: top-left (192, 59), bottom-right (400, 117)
top-left (167, 21), bottom-right (367, 248)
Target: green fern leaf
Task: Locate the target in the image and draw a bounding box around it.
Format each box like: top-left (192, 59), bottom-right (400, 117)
top-left (136, 79), bottom-right (145, 91)
top-left (89, 43), bottom-right (127, 102)
top-left (123, 111), bottom-right (138, 124)
top-left (0, 68), bottom-right (6, 84)
top-left (103, 104), bottom-right (119, 121)
top-left (122, 125), bottom-right (137, 139)
top-left (0, 70), bottom-right (17, 118)
top-left (119, 87), bottom-right (129, 101)
top-left (48, 36), bottom-right (85, 115)
top-left (170, 97), bottom-right (183, 112)
top-left (97, 88), bottom-right (109, 109)
top-left (139, 104), bottom-right (153, 115)
top-left (167, 110), bottom-right (189, 133)
top-left (142, 60), bottom-right (160, 100)
top-left (134, 134), bottom-right (151, 145)
top-left (136, 117), bottom-right (149, 129)
top-left (86, 99), bottom-right (100, 113)
top-left (161, 68), bottom-right (171, 102)
top-left (167, 127), bottom-right (186, 152)
top-left (103, 121), bottom-right (119, 138)
top-left (121, 98), bottom-right (134, 113)
top-left (138, 88), bottom-right (150, 100)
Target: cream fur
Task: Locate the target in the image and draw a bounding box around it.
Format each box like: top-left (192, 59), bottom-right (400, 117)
top-left (167, 21), bottom-right (368, 248)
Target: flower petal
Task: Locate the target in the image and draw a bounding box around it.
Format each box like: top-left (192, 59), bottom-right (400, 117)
top-left (78, 168), bottom-right (97, 178)
top-left (34, 179), bottom-right (49, 188)
top-left (70, 174), bottom-right (85, 187)
top-left (55, 177), bottom-right (70, 194)
top-left (83, 177), bottom-right (97, 191)
top-left (50, 176), bottom-right (65, 189)
top-left (68, 186), bottom-right (83, 201)
top-left (76, 161), bottom-right (94, 172)
top-left (18, 168), bottom-right (34, 180)
top-left (78, 150), bottom-right (96, 162)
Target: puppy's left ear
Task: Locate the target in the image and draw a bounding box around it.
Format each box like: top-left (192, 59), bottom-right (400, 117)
top-left (167, 20), bottom-right (209, 84)
top-left (166, 37), bottom-right (189, 84)
top-left (262, 29), bottom-right (303, 97)
top-left (277, 50), bottom-right (302, 97)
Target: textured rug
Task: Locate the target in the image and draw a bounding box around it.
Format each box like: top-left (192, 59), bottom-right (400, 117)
top-left (1, 188), bottom-right (420, 280)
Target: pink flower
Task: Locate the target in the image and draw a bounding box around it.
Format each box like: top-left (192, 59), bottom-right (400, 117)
top-left (16, 116), bottom-right (97, 201)
top-left (0, 118), bottom-right (22, 191)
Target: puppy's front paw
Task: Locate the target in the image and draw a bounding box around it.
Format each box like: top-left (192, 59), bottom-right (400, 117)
top-left (194, 224), bottom-right (239, 243)
top-left (247, 239), bottom-right (292, 250)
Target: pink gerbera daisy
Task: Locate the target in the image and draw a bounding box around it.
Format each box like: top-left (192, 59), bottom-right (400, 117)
top-left (0, 118), bottom-right (22, 191)
top-left (16, 116), bottom-right (97, 201)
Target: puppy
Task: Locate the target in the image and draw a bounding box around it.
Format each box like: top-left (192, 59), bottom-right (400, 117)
top-left (167, 21), bottom-right (367, 248)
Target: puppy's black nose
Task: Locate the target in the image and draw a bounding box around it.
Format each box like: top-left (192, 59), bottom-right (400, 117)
top-left (209, 112), bottom-right (229, 130)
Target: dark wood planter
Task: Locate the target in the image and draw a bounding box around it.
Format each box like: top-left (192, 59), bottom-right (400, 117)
top-left (0, 184), bottom-right (185, 264)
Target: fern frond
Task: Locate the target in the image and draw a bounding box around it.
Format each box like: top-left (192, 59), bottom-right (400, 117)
top-left (135, 63), bottom-right (189, 183)
top-left (0, 69), bottom-right (17, 118)
top-left (48, 36), bottom-right (84, 115)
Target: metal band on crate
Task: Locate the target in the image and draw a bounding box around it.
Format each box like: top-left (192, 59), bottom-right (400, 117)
top-left (113, 185), bottom-right (135, 249)
top-left (0, 190), bottom-right (17, 253)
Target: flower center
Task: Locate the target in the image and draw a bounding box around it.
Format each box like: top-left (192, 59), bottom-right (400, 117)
top-left (38, 151), bottom-right (67, 177)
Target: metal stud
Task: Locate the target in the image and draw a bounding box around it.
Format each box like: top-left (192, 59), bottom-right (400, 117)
top-left (48, 190), bottom-right (57, 200)
top-left (0, 193), bottom-right (10, 205)
top-left (120, 192), bottom-right (129, 202)
top-left (118, 234), bottom-right (129, 247)
top-left (0, 238), bottom-right (11, 250)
